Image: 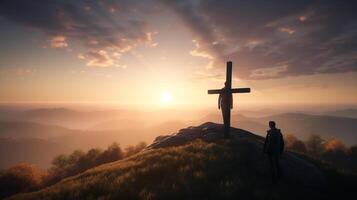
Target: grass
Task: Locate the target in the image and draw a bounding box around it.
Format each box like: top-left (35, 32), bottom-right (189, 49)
top-left (8, 139), bottom-right (357, 200)
top-left (290, 151), bottom-right (357, 198)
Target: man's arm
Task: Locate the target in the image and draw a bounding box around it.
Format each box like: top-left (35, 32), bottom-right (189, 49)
top-left (280, 130), bottom-right (284, 154)
top-left (263, 132), bottom-right (269, 153)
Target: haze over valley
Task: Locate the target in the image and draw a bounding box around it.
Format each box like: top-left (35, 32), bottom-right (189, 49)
top-left (1, 104), bottom-right (357, 169)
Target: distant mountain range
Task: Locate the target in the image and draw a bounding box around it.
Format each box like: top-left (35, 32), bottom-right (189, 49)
top-left (0, 121), bottom-right (77, 139)
top-left (324, 109), bottom-right (357, 118)
top-left (0, 138), bottom-right (68, 168)
top-left (1, 107), bottom-right (357, 168)
top-left (0, 128), bottom-right (156, 168)
top-left (199, 112), bottom-right (357, 145)
top-left (0, 120), bottom-right (183, 168)
top-left (257, 113), bottom-right (357, 144)
top-left (0, 107), bottom-right (199, 129)
top-left (2, 108), bottom-right (131, 129)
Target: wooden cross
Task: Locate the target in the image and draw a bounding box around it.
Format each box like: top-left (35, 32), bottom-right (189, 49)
top-left (208, 61), bottom-right (251, 138)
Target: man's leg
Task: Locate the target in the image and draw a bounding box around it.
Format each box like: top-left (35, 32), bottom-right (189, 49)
top-left (269, 155), bottom-right (278, 183)
top-left (276, 156), bottom-right (282, 179)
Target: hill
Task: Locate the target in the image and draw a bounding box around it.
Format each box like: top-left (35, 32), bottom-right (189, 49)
top-left (0, 138), bottom-right (68, 168)
top-left (0, 121), bottom-right (77, 139)
top-left (324, 109), bottom-right (357, 119)
top-left (0, 121), bottom-right (168, 168)
top-left (6, 107), bottom-right (200, 130)
top-left (16, 108), bottom-right (127, 129)
top-left (8, 123), bottom-right (356, 200)
top-left (0, 121), bottom-right (79, 168)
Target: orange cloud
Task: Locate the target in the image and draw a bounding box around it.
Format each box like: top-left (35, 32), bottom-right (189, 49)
top-left (0, 67), bottom-right (34, 76)
top-left (78, 50), bottom-right (113, 67)
top-left (279, 27), bottom-right (295, 35)
top-left (250, 65), bottom-right (288, 79)
top-left (49, 36), bottom-right (68, 49)
top-left (299, 16), bottom-right (307, 22)
top-left (189, 40), bottom-right (214, 59)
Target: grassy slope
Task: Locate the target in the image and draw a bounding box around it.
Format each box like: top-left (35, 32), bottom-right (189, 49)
top-left (8, 139), bottom-right (357, 200)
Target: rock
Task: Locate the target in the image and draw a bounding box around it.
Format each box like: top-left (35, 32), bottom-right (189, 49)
top-left (147, 122), bottom-right (220, 149)
top-left (202, 132), bottom-right (224, 141)
top-left (151, 135), bottom-right (188, 148)
top-left (148, 122), bottom-right (261, 149)
top-left (153, 135), bottom-right (169, 143)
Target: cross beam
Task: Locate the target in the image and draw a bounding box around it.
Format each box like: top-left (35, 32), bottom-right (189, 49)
top-left (208, 88), bottom-right (251, 94)
top-left (207, 61), bottom-right (251, 138)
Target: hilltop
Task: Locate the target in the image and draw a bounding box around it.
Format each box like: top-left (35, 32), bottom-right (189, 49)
top-left (7, 123), bottom-right (356, 200)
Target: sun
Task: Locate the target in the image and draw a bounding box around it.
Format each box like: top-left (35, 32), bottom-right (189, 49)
top-left (160, 91), bottom-right (172, 104)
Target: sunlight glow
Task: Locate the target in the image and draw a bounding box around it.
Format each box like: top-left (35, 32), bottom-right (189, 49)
top-left (160, 91), bottom-right (172, 105)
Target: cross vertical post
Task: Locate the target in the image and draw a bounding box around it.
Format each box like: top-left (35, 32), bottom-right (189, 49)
top-left (207, 61), bottom-right (251, 138)
top-left (226, 61), bottom-right (232, 89)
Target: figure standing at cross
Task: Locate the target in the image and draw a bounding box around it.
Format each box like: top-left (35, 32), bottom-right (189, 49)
top-left (208, 61), bottom-right (251, 138)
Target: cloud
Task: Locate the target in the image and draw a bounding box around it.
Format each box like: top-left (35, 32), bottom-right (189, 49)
top-left (78, 50), bottom-right (129, 68)
top-left (0, 67), bottom-right (34, 76)
top-left (250, 65), bottom-right (288, 79)
top-left (278, 27), bottom-right (295, 35)
top-left (164, 0), bottom-right (357, 79)
top-left (49, 36), bottom-right (68, 49)
top-left (2, 0), bottom-right (356, 76)
top-left (189, 40), bottom-right (214, 59)
top-left (78, 50), bottom-right (113, 67)
top-left (192, 70), bottom-right (224, 82)
top-left (0, 0), bottom-right (158, 67)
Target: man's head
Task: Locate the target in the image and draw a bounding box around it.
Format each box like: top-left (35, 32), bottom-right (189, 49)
top-left (269, 121), bottom-right (276, 129)
top-left (224, 81), bottom-right (228, 88)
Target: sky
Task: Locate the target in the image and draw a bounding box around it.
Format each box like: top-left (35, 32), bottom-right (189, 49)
top-left (0, 0), bottom-right (357, 110)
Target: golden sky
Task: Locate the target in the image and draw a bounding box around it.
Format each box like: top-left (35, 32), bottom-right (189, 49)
top-left (0, 1), bottom-right (356, 109)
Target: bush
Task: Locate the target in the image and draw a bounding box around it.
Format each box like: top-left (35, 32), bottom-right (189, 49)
top-left (0, 163), bottom-right (47, 199)
top-left (324, 138), bottom-right (346, 152)
top-left (125, 142), bottom-right (147, 157)
top-left (47, 142), bottom-right (146, 185)
top-left (0, 141), bottom-right (147, 198)
top-left (285, 134), bottom-right (307, 153)
top-left (287, 134), bottom-right (356, 173)
top-left (306, 134), bottom-right (325, 157)
top-left (348, 145), bottom-right (357, 172)
top-left (48, 143), bottom-right (124, 184)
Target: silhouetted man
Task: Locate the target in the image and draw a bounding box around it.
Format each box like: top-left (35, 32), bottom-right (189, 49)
top-left (263, 121), bottom-right (284, 183)
top-left (218, 82), bottom-right (233, 138)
